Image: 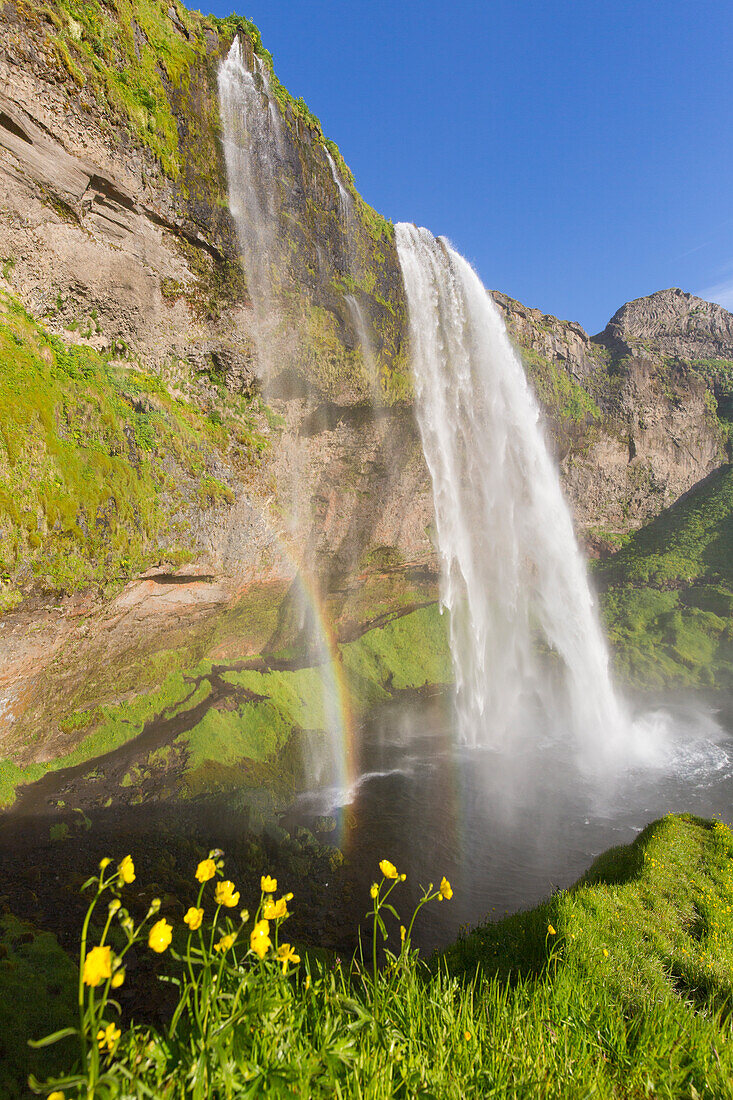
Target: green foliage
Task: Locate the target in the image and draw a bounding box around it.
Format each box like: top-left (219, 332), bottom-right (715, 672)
top-left (0, 289), bottom-right (268, 598)
top-left (0, 916), bottom-right (76, 1099)
top-left (521, 346), bottom-right (601, 424)
top-left (597, 466), bottom-right (733, 689)
top-left (42, 0), bottom-right (211, 178)
top-left (26, 815), bottom-right (733, 1098)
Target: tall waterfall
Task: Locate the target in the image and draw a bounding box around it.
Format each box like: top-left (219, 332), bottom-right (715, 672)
top-left (396, 224), bottom-right (629, 759)
top-left (218, 39), bottom-right (288, 364)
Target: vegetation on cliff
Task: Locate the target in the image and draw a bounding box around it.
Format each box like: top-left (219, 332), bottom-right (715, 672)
top-left (0, 288), bottom-right (268, 608)
top-left (12, 814), bottom-right (733, 1097)
top-left (598, 465), bottom-right (733, 690)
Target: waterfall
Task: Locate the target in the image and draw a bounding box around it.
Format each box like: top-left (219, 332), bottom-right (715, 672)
top-left (396, 223), bottom-right (629, 760)
top-left (324, 146), bottom-right (352, 221)
top-left (218, 39), bottom-right (289, 365)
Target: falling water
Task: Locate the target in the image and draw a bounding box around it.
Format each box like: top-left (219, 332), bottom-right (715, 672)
top-left (324, 146), bottom-right (351, 221)
top-left (218, 39), bottom-right (289, 363)
top-left (218, 39), bottom-right (348, 788)
top-left (396, 224), bottom-right (629, 761)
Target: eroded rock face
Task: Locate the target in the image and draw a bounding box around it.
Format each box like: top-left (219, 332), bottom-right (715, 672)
top-left (493, 291), bottom-right (727, 539)
top-left (598, 288), bottom-right (733, 361)
top-left (0, 0), bottom-right (731, 756)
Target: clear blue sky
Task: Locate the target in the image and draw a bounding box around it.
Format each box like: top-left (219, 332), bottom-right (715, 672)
top-left (203, 0), bottom-right (733, 335)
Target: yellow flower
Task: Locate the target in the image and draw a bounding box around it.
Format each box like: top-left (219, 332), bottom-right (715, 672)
top-left (276, 942), bottom-right (301, 973)
top-left (83, 945), bottom-right (113, 987)
top-left (48, 1092), bottom-right (65, 1100)
top-left (603, 948), bottom-right (609, 957)
top-left (464, 1030), bottom-right (472, 1041)
top-left (215, 932), bottom-right (236, 953)
top-left (261, 874), bottom-right (277, 893)
top-left (184, 907), bottom-right (204, 931)
top-left (148, 918), bottom-right (173, 953)
top-left (250, 919), bottom-right (271, 959)
top-left (379, 860), bottom-right (399, 880)
top-left (195, 858), bottom-right (216, 883)
top-left (214, 880), bottom-right (240, 908)
top-left (98, 857), bottom-right (111, 871)
top-left (111, 968), bottom-right (125, 989)
top-left (370, 883), bottom-right (379, 899)
top-left (117, 855), bottom-right (135, 885)
top-left (439, 877), bottom-right (453, 901)
top-left (400, 925), bottom-right (406, 943)
top-left (548, 924), bottom-right (556, 936)
top-left (263, 896), bottom-right (289, 921)
top-left (96, 1022), bottom-right (121, 1052)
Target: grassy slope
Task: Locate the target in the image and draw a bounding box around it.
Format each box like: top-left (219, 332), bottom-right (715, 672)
top-left (11, 814), bottom-right (733, 1097)
top-left (597, 465), bottom-right (733, 690)
top-left (433, 813), bottom-right (733, 1098)
top-left (0, 603), bottom-right (452, 808)
top-left (0, 288), bottom-right (268, 606)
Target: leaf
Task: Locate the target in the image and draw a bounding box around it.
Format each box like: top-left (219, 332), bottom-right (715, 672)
top-left (28, 1026), bottom-right (78, 1048)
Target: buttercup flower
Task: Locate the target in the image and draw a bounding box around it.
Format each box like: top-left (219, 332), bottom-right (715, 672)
top-left (439, 877), bottom-right (453, 901)
top-left (370, 883), bottom-right (379, 899)
top-left (548, 924), bottom-right (556, 936)
top-left (464, 1030), bottom-right (472, 1042)
top-left (48, 1092), bottom-right (65, 1100)
top-left (214, 880), bottom-right (240, 908)
top-left (96, 1022), bottom-right (120, 1052)
top-left (111, 968), bottom-right (125, 989)
top-left (400, 925), bottom-right (406, 943)
top-left (83, 945), bottom-right (113, 987)
top-left (250, 919), bottom-right (271, 959)
top-left (99, 857), bottom-right (111, 871)
top-left (263, 896), bottom-right (289, 921)
top-left (276, 942), bottom-right (301, 973)
top-left (603, 948), bottom-right (609, 957)
top-left (195, 858), bottom-right (216, 883)
top-left (148, 918), bottom-right (173, 953)
top-left (117, 855), bottom-right (135, 885)
top-left (379, 860), bottom-right (399, 880)
top-left (184, 906), bottom-right (204, 931)
top-left (215, 932), bottom-right (236, 953)
top-left (261, 875), bottom-right (277, 893)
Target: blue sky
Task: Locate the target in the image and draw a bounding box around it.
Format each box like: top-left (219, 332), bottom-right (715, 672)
top-left (204, 1), bottom-right (733, 335)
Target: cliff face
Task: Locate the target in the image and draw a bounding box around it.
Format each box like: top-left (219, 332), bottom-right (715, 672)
top-left (1, 0), bottom-right (732, 799)
top-left (492, 291), bottom-right (728, 544)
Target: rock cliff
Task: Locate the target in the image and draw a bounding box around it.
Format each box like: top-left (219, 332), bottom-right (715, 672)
top-left (0, 0), bottom-right (731, 802)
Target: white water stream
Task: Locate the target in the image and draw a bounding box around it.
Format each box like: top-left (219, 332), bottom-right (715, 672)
top-left (395, 224), bottom-right (630, 761)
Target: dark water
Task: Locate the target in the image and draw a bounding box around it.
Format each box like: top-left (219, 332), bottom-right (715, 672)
top-left (291, 689), bottom-right (733, 951)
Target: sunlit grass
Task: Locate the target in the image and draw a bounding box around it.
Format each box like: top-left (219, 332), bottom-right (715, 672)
top-left (21, 814), bottom-right (733, 1097)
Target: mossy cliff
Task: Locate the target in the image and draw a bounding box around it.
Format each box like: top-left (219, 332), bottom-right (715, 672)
top-left (2, 0), bottom-right (733, 803)
top-left (0, 0), bottom-right (407, 403)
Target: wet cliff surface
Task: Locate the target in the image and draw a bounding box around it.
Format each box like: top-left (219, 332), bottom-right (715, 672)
top-left (0, 0), bottom-right (732, 807)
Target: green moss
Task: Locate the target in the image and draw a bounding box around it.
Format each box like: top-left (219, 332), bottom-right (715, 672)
top-left (0, 916), bottom-right (76, 1099)
top-left (520, 346), bottom-right (601, 425)
top-left (598, 466), bottom-right (733, 690)
top-left (0, 289), bottom-right (265, 594)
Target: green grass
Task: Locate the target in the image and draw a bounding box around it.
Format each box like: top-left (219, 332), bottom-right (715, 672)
top-left (0, 603), bottom-right (451, 808)
top-left (0, 289), bottom-right (268, 600)
top-left (597, 466), bottom-right (733, 690)
top-left (0, 916), bottom-right (77, 1100)
top-left (23, 814), bottom-right (733, 1098)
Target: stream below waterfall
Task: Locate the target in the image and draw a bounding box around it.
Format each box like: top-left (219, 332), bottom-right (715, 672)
top-left (290, 690), bottom-right (733, 950)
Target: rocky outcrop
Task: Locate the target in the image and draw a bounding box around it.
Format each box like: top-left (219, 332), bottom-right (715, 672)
top-left (493, 291), bottom-right (727, 542)
top-left (597, 288), bottom-right (733, 361)
top-left (0, 0), bottom-right (731, 771)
